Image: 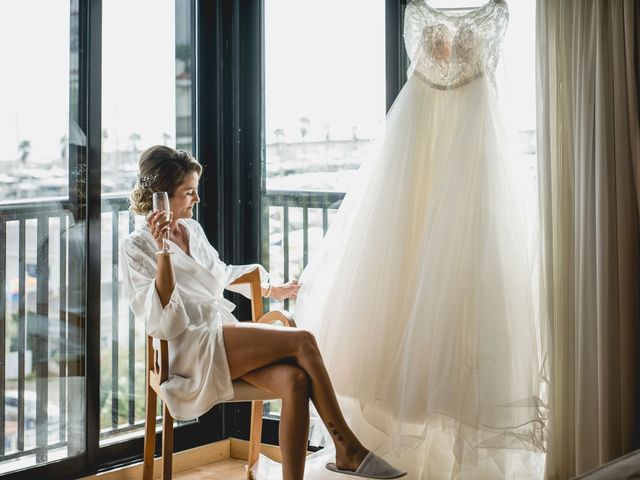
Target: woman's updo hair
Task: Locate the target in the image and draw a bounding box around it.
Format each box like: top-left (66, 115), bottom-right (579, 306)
top-left (129, 145), bottom-right (203, 215)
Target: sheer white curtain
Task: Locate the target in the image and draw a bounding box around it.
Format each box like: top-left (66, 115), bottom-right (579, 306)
top-left (536, 1), bottom-right (640, 478)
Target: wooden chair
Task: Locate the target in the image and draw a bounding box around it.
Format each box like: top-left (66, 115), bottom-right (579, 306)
top-left (142, 268), bottom-right (294, 480)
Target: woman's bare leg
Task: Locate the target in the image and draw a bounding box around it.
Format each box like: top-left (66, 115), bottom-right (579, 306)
top-left (241, 364), bottom-right (310, 480)
top-left (223, 322), bottom-right (368, 471)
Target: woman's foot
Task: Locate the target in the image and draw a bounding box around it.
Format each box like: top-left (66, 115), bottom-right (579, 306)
top-left (327, 450), bottom-right (408, 479)
top-left (335, 444), bottom-right (369, 471)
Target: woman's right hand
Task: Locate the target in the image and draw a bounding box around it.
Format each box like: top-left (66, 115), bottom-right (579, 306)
top-left (147, 209), bottom-right (173, 251)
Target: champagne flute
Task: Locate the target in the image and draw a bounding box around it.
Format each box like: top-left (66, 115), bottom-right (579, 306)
top-left (152, 191), bottom-right (173, 254)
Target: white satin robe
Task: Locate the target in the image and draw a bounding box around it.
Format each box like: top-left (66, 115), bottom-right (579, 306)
top-left (121, 218), bottom-right (268, 420)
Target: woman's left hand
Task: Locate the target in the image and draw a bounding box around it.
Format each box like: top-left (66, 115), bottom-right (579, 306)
top-left (265, 280), bottom-right (301, 301)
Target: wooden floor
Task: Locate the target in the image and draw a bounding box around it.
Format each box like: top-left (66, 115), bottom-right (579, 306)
top-left (79, 439), bottom-right (283, 480)
top-left (173, 458), bottom-right (248, 480)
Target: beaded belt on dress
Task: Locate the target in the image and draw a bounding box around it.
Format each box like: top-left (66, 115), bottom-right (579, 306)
top-left (413, 70), bottom-right (484, 90)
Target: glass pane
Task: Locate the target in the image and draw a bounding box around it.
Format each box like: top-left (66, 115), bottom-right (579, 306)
top-left (100, 0), bottom-right (193, 444)
top-left (499, 0), bottom-right (538, 218)
top-left (261, 0), bottom-right (386, 418)
top-left (262, 0), bottom-right (385, 299)
top-left (0, 2), bottom-right (71, 202)
top-left (265, 0), bottom-right (386, 193)
top-left (0, 0), bottom-right (87, 471)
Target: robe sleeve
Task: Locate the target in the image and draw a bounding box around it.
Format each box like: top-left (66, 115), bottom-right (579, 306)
top-left (120, 237), bottom-right (190, 340)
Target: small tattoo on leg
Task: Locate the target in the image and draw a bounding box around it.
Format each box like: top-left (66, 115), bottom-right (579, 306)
top-left (338, 435), bottom-right (344, 442)
top-left (328, 422), bottom-right (335, 428)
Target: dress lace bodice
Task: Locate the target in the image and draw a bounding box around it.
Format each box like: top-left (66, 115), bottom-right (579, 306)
top-left (404, 0), bottom-right (508, 89)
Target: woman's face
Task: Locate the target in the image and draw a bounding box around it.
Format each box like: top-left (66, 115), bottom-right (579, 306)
top-left (169, 171), bottom-right (200, 220)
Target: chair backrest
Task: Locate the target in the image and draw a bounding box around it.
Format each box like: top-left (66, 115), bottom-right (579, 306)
top-left (147, 267), bottom-right (264, 394)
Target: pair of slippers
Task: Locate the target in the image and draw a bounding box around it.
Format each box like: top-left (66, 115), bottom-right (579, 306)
top-left (326, 451), bottom-right (407, 479)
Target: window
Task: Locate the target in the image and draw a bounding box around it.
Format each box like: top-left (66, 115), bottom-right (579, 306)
top-left (262, 0), bottom-right (386, 297)
top-left (0, 2), bottom-right (71, 203)
top-left (497, 0), bottom-right (538, 224)
top-left (261, 0), bottom-right (386, 418)
top-left (264, 1), bottom-right (386, 193)
top-left (0, 0), bottom-right (87, 471)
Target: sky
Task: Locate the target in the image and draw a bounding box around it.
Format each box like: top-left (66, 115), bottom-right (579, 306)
top-left (0, 1), bottom-right (70, 164)
top-left (101, 0), bottom-right (176, 153)
top-left (264, 0), bottom-right (387, 143)
top-left (0, 0), bottom-right (536, 163)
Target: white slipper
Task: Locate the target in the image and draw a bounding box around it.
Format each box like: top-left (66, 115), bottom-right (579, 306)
top-left (326, 451), bottom-right (407, 479)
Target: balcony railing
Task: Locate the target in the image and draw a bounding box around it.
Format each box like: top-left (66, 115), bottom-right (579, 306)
top-left (100, 195), bottom-right (141, 441)
top-left (0, 197), bottom-right (74, 466)
top-left (0, 195), bottom-right (142, 469)
top-left (262, 189), bottom-right (345, 310)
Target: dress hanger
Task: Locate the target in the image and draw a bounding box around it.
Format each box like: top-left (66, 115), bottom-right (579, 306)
top-left (424, 0), bottom-right (503, 12)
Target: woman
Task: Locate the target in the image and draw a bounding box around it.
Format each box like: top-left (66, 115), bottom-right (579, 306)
top-left (121, 145), bottom-right (405, 480)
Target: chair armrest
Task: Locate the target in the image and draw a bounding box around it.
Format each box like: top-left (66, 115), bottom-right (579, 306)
top-left (228, 268), bottom-right (263, 322)
top-left (229, 268), bottom-right (261, 287)
top-left (256, 309), bottom-right (296, 328)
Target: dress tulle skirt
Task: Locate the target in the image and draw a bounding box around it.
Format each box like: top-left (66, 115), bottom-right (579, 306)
top-left (292, 74), bottom-right (548, 479)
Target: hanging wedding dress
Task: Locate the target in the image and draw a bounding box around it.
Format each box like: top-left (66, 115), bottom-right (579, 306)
top-left (259, 1), bottom-right (548, 479)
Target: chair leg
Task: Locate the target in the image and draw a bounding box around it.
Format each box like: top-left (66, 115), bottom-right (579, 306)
top-left (247, 400), bottom-right (264, 480)
top-left (143, 387), bottom-right (158, 480)
top-left (162, 404), bottom-right (174, 480)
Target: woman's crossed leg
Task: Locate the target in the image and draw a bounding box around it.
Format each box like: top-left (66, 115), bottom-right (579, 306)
top-left (222, 322), bottom-right (368, 480)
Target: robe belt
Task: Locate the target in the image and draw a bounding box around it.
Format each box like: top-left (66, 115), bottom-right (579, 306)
top-left (194, 296), bottom-right (237, 323)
